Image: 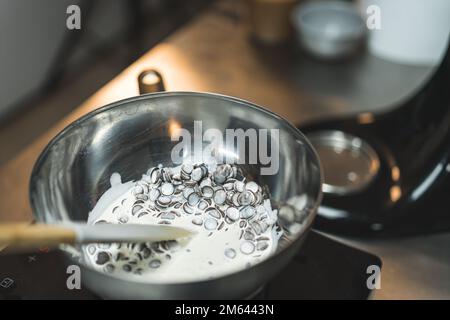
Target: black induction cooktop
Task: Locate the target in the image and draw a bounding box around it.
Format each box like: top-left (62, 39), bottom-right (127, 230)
top-left (0, 230), bottom-right (381, 300)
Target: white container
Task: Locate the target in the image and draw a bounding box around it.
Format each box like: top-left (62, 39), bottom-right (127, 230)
top-left (359, 0), bottom-right (450, 66)
top-left (292, 1), bottom-right (366, 60)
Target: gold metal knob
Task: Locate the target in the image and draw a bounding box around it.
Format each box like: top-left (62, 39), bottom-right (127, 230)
top-left (138, 69), bottom-right (165, 94)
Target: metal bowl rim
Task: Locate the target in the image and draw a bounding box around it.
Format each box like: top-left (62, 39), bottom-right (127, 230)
top-left (29, 91), bottom-right (323, 286)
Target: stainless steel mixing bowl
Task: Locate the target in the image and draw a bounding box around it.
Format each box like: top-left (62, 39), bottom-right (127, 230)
top-left (29, 92), bottom-right (322, 299)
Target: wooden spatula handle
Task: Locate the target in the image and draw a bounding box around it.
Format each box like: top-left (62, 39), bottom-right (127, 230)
top-left (0, 223), bottom-right (76, 248)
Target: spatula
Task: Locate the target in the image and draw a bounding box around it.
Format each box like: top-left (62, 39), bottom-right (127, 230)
top-left (0, 222), bottom-right (194, 251)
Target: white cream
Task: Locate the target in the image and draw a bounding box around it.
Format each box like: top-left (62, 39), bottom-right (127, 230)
top-left (82, 164), bottom-right (282, 283)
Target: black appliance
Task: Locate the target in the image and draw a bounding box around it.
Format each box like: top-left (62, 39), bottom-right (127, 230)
top-left (299, 43), bottom-right (450, 236)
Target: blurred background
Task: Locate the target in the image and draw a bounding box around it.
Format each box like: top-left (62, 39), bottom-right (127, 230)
top-left (0, 0), bottom-right (449, 166)
top-left (0, 0), bottom-right (210, 164)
